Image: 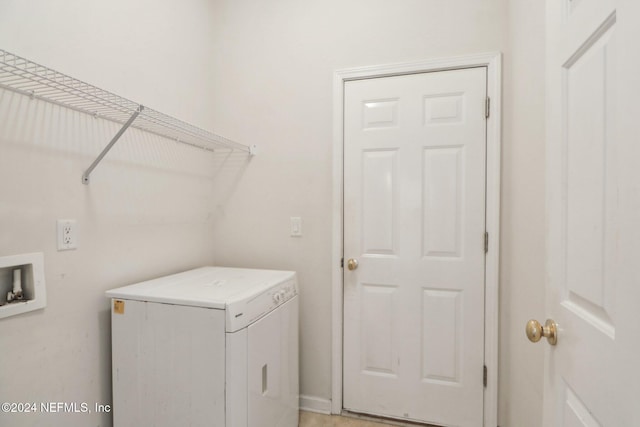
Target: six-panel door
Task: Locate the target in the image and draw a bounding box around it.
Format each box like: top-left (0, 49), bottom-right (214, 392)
top-left (343, 67), bottom-right (488, 426)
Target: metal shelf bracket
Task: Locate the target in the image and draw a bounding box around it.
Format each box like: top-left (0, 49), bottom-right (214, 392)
top-left (81, 105), bottom-right (144, 185)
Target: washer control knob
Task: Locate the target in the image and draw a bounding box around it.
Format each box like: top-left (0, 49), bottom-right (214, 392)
top-left (273, 293), bottom-right (282, 304)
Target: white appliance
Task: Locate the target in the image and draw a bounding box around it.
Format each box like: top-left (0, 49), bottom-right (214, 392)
top-left (105, 267), bottom-right (299, 427)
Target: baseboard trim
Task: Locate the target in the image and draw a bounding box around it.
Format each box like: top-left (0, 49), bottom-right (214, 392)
top-left (300, 395), bottom-right (332, 414)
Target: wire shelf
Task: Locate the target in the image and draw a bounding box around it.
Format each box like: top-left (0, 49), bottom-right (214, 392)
top-left (0, 48), bottom-right (255, 183)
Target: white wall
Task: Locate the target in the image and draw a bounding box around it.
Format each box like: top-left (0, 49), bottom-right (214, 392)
top-left (0, 1), bottom-right (226, 426)
top-left (500, 1), bottom-right (546, 426)
top-left (0, 1), bottom-right (548, 426)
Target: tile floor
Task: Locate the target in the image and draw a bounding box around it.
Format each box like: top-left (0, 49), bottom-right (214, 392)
top-left (299, 411), bottom-right (395, 427)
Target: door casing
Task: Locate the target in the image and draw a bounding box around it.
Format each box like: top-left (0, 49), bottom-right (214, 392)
top-left (331, 53), bottom-right (502, 427)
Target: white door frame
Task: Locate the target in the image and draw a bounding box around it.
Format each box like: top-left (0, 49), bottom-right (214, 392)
top-left (331, 52), bottom-right (502, 426)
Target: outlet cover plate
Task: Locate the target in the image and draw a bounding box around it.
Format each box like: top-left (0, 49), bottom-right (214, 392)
top-left (57, 219), bottom-right (77, 251)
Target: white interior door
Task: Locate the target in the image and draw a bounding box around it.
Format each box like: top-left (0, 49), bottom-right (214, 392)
top-left (343, 68), bottom-right (487, 426)
top-left (542, 0), bottom-right (640, 425)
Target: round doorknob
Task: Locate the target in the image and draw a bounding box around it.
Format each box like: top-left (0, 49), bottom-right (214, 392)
top-left (526, 319), bottom-right (558, 345)
top-left (347, 258), bottom-right (359, 271)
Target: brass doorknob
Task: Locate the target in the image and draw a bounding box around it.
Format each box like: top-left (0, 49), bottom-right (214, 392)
top-left (526, 319), bottom-right (558, 345)
top-left (347, 258), bottom-right (359, 271)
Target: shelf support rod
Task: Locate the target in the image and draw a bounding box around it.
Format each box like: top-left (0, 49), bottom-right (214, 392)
top-left (82, 105), bottom-right (144, 185)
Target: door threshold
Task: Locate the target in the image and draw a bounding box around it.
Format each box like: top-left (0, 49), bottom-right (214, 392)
top-left (341, 409), bottom-right (442, 427)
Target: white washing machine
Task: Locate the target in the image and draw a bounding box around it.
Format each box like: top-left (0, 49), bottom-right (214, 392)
top-left (105, 267), bottom-right (299, 427)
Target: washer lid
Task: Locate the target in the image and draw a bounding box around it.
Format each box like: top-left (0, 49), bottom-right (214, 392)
top-left (105, 266), bottom-right (296, 310)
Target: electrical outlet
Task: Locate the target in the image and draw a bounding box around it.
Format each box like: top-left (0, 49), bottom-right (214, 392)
top-left (57, 219), bottom-right (78, 251)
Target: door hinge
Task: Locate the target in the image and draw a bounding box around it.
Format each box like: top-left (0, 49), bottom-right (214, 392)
top-left (484, 232), bottom-right (489, 253)
top-left (341, 258), bottom-right (344, 268)
top-left (485, 97), bottom-right (491, 119)
top-left (483, 365), bottom-right (488, 387)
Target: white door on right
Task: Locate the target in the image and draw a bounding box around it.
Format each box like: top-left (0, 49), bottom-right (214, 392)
top-left (542, 0), bottom-right (640, 425)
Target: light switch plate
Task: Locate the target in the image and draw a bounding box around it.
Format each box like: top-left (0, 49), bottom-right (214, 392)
top-left (290, 217), bottom-right (302, 237)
